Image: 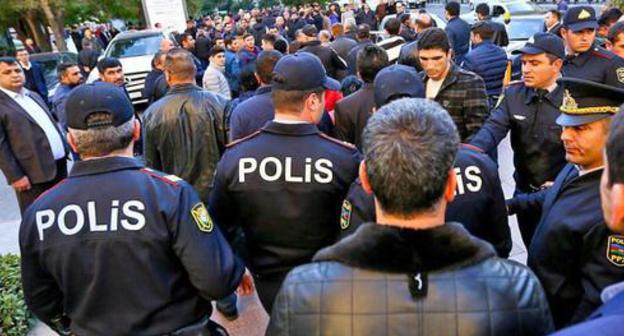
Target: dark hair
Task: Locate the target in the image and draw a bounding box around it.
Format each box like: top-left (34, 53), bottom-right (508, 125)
top-left (242, 33), bottom-right (253, 40)
top-left (471, 21), bottom-right (495, 40)
top-left (445, 2), bottom-right (461, 17)
top-left (607, 106), bottom-right (624, 185)
top-left (417, 28), bottom-right (450, 52)
top-left (14, 48), bottom-right (27, 56)
top-left (399, 13), bottom-right (411, 24)
top-left (0, 56), bottom-right (18, 66)
top-left (210, 46), bottom-right (225, 57)
top-left (262, 33), bottom-right (277, 45)
top-left (57, 62), bottom-right (79, 79)
top-left (178, 33), bottom-right (193, 45)
top-left (97, 57), bottom-right (122, 74)
top-left (363, 98), bottom-right (459, 215)
top-left (151, 51), bottom-right (166, 69)
top-left (165, 48), bottom-right (197, 80)
top-left (357, 45), bottom-right (389, 83)
top-left (385, 18), bottom-right (401, 35)
top-left (357, 24), bottom-right (371, 40)
top-left (274, 38), bottom-right (288, 53)
top-left (239, 66), bottom-right (260, 92)
top-left (548, 9), bottom-right (561, 21)
top-left (255, 50), bottom-right (283, 84)
top-left (272, 87), bottom-right (325, 113)
top-left (609, 21), bottom-right (624, 44)
top-left (475, 3), bottom-right (490, 17)
top-left (341, 75), bottom-right (363, 96)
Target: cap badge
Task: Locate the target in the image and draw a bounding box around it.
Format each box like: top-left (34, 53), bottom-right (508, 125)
top-left (578, 9), bottom-right (591, 20)
top-left (562, 89), bottom-right (578, 111)
top-left (527, 36), bottom-right (535, 44)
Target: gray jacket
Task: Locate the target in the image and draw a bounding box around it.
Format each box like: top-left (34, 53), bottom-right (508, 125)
top-left (267, 222), bottom-right (554, 336)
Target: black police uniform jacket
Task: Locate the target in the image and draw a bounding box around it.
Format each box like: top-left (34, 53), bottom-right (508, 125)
top-left (19, 157), bottom-right (244, 336)
top-left (563, 45), bottom-right (624, 89)
top-left (470, 81), bottom-right (567, 192)
top-left (209, 121), bottom-right (361, 277)
top-left (508, 164), bottom-right (624, 328)
top-left (339, 145), bottom-right (512, 258)
top-left (267, 222), bottom-right (554, 336)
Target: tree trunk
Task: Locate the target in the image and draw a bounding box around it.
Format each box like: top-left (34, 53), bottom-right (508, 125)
top-left (22, 10), bottom-right (52, 52)
top-left (40, 0), bottom-right (66, 51)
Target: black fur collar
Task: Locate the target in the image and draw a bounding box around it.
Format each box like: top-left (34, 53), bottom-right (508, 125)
top-left (313, 222), bottom-right (496, 273)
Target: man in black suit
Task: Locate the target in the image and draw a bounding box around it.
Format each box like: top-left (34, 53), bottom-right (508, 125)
top-left (334, 45), bottom-right (389, 149)
top-left (545, 9), bottom-right (563, 38)
top-left (15, 49), bottom-right (48, 105)
top-left (0, 57), bottom-right (67, 213)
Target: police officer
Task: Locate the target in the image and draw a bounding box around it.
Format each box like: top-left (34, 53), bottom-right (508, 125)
top-left (507, 78), bottom-right (624, 328)
top-left (470, 32), bottom-right (568, 246)
top-left (341, 64), bottom-right (511, 257)
top-left (561, 6), bottom-right (624, 89)
top-left (209, 52), bottom-right (361, 313)
top-left (19, 83), bottom-right (248, 336)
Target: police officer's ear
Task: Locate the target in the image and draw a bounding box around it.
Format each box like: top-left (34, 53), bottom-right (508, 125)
top-left (359, 161), bottom-right (373, 195)
top-left (131, 119), bottom-right (141, 142)
top-left (66, 132), bottom-right (79, 154)
top-left (444, 168), bottom-right (457, 204)
top-left (611, 183), bottom-right (624, 233)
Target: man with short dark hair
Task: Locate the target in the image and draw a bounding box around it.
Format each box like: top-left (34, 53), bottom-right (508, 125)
top-left (462, 21), bottom-right (508, 107)
top-left (261, 33), bottom-right (277, 51)
top-left (475, 3), bottom-right (509, 47)
top-left (0, 57), bottom-right (67, 213)
top-left (20, 80), bottom-right (247, 336)
top-left (15, 48), bottom-right (48, 104)
top-left (545, 9), bottom-right (563, 37)
top-left (238, 33), bottom-right (261, 70)
top-left (202, 46), bottom-right (231, 99)
top-left (376, 17), bottom-right (405, 63)
top-left (267, 97), bottom-right (553, 335)
top-left (143, 48), bottom-right (229, 203)
top-left (143, 51), bottom-right (168, 105)
top-left (346, 24), bottom-right (374, 75)
top-left (507, 78), bottom-right (624, 328)
top-left (607, 21), bottom-right (624, 58)
top-left (51, 62), bottom-right (83, 129)
top-left (78, 40), bottom-right (100, 76)
top-left (178, 33), bottom-right (205, 85)
top-left (418, 28), bottom-right (488, 142)
top-left (444, 1), bottom-right (471, 65)
top-left (299, 24), bottom-right (347, 80)
top-left (224, 36), bottom-right (242, 97)
top-left (334, 45), bottom-right (389, 149)
top-left (561, 6), bottom-right (624, 88)
top-left (210, 52), bottom-right (360, 313)
top-left (229, 50), bottom-right (283, 140)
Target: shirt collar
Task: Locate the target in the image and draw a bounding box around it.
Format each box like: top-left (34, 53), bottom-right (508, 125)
top-left (70, 156), bottom-right (144, 177)
top-left (0, 86), bottom-right (26, 99)
top-left (263, 120), bottom-right (319, 135)
top-left (577, 165), bottom-right (604, 176)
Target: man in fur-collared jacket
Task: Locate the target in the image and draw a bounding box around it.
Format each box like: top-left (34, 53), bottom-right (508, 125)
top-left (266, 98), bottom-right (554, 336)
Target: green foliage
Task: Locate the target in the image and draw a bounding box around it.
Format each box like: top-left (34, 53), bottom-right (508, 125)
top-left (0, 254), bottom-right (34, 336)
top-left (613, 0), bottom-right (624, 11)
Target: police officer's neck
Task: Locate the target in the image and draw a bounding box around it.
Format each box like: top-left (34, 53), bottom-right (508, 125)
top-left (274, 111), bottom-right (314, 124)
top-left (375, 202), bottom-right (446, 231)
top-left (80, 147), bottom-right (134, 161)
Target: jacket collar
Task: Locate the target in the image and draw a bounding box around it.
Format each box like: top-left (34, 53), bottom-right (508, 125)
top-left (167, 83), bottom-right (202, 95)
top-left (70, 156), bottom-right (144, 177)
top-left (255, 85), bottom-right (272, 96)
top-left (523, 82), bottom-right (563, 105)
top-left (422, 64), bottom-right (459, 95)
top-left (262, 121), bottom-right (319, 136)
top-left (472, 40), bottom-right (494, 49)
top-left (301, 40), bottom-right (322, 48)
top-left (313, 222), bottom-right (496, 273)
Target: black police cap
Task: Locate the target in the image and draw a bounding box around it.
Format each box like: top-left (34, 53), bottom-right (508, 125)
top-left (556, 77), bottom-right (624, 127)
top-left (272, 52), bottom-right (340, 91)
top-left (65, 82), bottom-right (134, 130)
top-left (563, 6), bottom-right (598, 32)
top-left (511, 32), bottom-right (565, 59)
top-left (374, 64), bottom-right (425, 107)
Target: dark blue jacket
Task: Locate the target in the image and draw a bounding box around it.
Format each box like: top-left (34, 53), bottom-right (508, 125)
top-left (229, 86), bottom-right (274, 141)
top-left (445, 17), bottom-right (471, 65)
top-left (508, 165), bottom-right (624, 328)
top-left (20, 156), bottom-right (244, 335)
top-left (461, 41), bottom-right (508, 97)
top-left (552, 287), bottom-right (624, 336)
top-left (23, 62), bottom-right (48, 104)
top-left (563, 45), bottom-right (624, 89)
top-left (238, 46), bottom-right (261, 70)
top-left (225, 50), bottom-right (241, 95)
top-left (50, 84), bottom-right (74, 129)
top-left (339, 145), bottom-right (511, 258)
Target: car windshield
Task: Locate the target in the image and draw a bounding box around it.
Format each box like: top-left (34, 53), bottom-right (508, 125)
top-left (507, 18), bottom-right (545, 40)
top-left (107, 34), bottom-right (162, 58)
top-left (505, 2), bottom-right (544, 14)
top-left (31, 53), bottom-right (78, 92)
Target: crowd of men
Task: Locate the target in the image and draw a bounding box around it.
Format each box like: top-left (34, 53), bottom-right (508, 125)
top-left (1, 1), bottom-right (624, 335)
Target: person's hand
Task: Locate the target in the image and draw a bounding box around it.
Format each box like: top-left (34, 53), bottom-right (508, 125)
top-left (540, 181), bottom-right (554, 189)
top-left (12, 176), bottom-right (31, 192)
top-left (237, 268), bottom-right (255, 296)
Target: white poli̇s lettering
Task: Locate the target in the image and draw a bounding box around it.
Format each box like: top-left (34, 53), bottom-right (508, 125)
top-left (121, 200), bottom-right (146, 231)
top-left (36, 210), bottom-right (55, 241)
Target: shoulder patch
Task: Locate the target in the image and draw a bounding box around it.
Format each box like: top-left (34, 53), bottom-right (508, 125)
top-left (607, 235), bottom-right (624, 267)
top-left (459, 143), bottom-right (484, 153)
top-left (340, 200), bottom-right (352, 230)
top-left (617, 68), bottom-right (624, 84)
top-left (191, 202), bottom-right (214, 233)
top-left (318, 132), bottom-right (356, 150)
top-left (140, 168), bottom-right (182, 186)
top-left (591, 49), bottom-right (614, 60)
top-left (226, 130), bottom-right (262, 148)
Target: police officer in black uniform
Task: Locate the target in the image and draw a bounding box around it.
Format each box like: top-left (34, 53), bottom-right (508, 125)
top-left (507, 78), bottom-right (624, 328)
top-left (561, 6), bottom-right (624, 89)
top-left (209, 52), bottom-right (361, 313)
top-left (19, 83), bottom-right (247, 336)
top-left (341, 64), bottom-right (511, 257)
top-left (470, 32), bottom-right (568, 246)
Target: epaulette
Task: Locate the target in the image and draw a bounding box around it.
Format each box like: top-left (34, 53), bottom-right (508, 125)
top-left (34, 179), bottom-right (67, 202)
top-left (318, 132), bottom-right (356, 150)
top-left (226, 130), bottom-right (262, 148)
top-left (140, 168), bottom-right (183, 186)
top-left (591, 48), bottom-right (613, 60)
top-left (507, 80), bottom-right (523, 87)
top-left (459, 143), bottom-right (484, 153)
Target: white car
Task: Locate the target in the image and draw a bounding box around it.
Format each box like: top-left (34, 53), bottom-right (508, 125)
top-left (87, 30), bottom-right (175, 105)
top-left (461, 0), bottom-right (545, 24)
top-left (373, 12), bottom-right (447, 42)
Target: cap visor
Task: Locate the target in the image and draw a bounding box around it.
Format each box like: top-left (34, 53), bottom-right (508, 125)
top-left (567, 21), bottom-right (598, 32)
top-left (511, 45), bottom-right (545, 55)
top-left (323, 76), bottom-right (341, 91)
top-left (556, 113), bottom-right (611, 127)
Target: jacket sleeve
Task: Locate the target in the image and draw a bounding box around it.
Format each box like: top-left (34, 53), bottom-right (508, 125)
top-left (170, 183), bottom-right (244, 300)
top-left (208, 157), bottom-right (238, 243)
top-left (333, 101), bottom-right (353, 143)
top-left (484, 162), bottom-right (512, 258)
top-left (209, 94), bottom-right (230, 154)
top-left (266, 272), bottom-right (293, 336)
top-left (331, 48), bottom-right (348, 70)
top-left (469, 91), bottom-right (511, 152)
top-left (0, 120), bottom-right (25, 183)
top-left (142, 112), bottom-right (162, 171)
top-left (506, 189), bottom-right (547, 216)
top-left (463, 76), bottom-right (489, 140)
